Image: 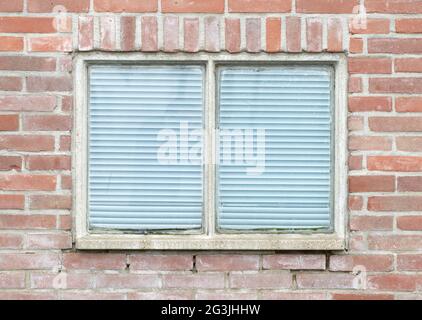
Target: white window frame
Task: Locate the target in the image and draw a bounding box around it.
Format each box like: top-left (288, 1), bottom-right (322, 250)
top-left (74, 52), bottom-right (348, 250)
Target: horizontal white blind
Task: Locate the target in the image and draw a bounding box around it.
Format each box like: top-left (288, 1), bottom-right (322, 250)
top-left (88, 65), bottom-right (204, 231)
top-left (217, 67), bottom-right (333, 230)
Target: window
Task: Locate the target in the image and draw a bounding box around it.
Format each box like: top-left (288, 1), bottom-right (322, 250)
top-left (74, 53), bottom-right (347, 250)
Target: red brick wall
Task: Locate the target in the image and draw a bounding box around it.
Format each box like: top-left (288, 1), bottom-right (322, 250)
top-left (0, 0), bottom-right (422, 300)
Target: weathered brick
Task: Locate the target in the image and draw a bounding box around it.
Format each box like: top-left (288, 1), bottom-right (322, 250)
top-left (30, 195), bottom-right (72, 210)
top-left (246, 18), bottom-right (261, 53)
top-left (286, 17), bottom-right (301, 52)
top-left (296, 273), bottom-right (357, 289)
top-left (142, 16), bottom-right (158, 52)
top-left (0, 215), bottom-right (56, 229)
top-left (78, 16), bottom-right (94, 51)
top-left (162, 0), bottom-right (224, 13)
top-left (229, 0), bottom-right (291, 12)
top-left (129, 254), bottom-right (193, 271)
top-left (230, 272), bottom-right (291, 289)
top-left (369, 117), bottom-right (422, 132)
top-left (397, 255), bottom-right (422, 271)
top-left (197, 255), bottom-right (259, 271)
top-left (184, 18), bottom-right (199, 53)
top-left (163, 274), bottom-right (225, 289)
top-left (327, 18), bottom-right (343, 52)
top-left (23, 115), bottom-right (71, 131)
top-left (349, 136), bottom-right (392, 151)
top-left (0, 253), bottom-right (60, 270)
top-left (350, 216), bottom-right (393, 231)
top-left (63, 253), bottom-right (126, 270)
top-left (329, 255), bottom-right (393, 272)
top-left (163, 16), bottom-right (179, 52)
top-left (205, 16), bottom-right (220, 52)
top-left (0, 56), bottom-right (56, 71)
top-left (306, 18), bottom-right (322, 52)
top-left (94, 0), bottom-right (157, 12)
top-left (27, 76), bottom-right (72, 92)
top-left (0, 135), bottom-right (54, 151)
top-left (121, 16), bottom-right (136, 51)
top-left (369, 38), bottom-right (422, 54)
top-left (368, 156), bottom-right (422, 172)
top-left (25, 232), bottom-right (72, 249)
top-left (225, 19), bottom-right (240, 53)
top-left (368, 196), bottom-right (422, 211)
top-left (263, 255), bottom-right (326, 270)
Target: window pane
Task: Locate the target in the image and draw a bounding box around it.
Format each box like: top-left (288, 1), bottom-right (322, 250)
top-left (88, 65), bottom-right (204, 231)
top-left (217, 66), bottom-right (332, 230)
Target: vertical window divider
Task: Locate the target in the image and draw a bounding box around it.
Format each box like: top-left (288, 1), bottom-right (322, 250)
top-left (205, 59), bottom-right (216, 236)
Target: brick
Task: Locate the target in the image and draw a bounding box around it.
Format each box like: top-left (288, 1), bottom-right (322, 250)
top-left (0, 115), bottom-right (19, 131)
top-left (350, 215), bottom-right (393, 231)
top-left (369, 235), bottom-right (422, 250)
top-left (0, 135), bottom-right (54, 151)
top-left (58, 214), bottom-right (72, 229)
top-left (184, 18), bottom-right (199, 53)
top-left (163, 274), bottom-right (225, 289)
top-left (142, 16), bottom-right (158, 52)
top-left (100, 16), bottom-right (116, 51)
top-left (368, 156), bottom-right (422, 172)
top-left (348, 116), bottom-right (363, 131)
top-left (368, 275), bottom-right (419, 292)
top-left (349, 38), bottom-right (363, 53)
top-left (163, 16), bottom-right (179, 52)
top-left (30, 195), bottom-right (72, 210)
top-left (395, 58), bottom-right (422, 73)
top-left (195, 291), bottom-right (257, 300)
top-left (59, 57), bottom-right (72, 72)
top-left (286, 17), bottom-right (301, 53)
top-left (128, 254), bottom-right (192, 271)
top-left (78, 16), bottom-right (94, 51)
top-left (229, 0), bottom-right (291, 12)
top-left (0, 272), bottom-right (25, 289)
top-left (162, 0), bottom-right (224, 13)
top-left (25, 232), bottom-right (72, 249)
top-left (398, 176), bottom-right (422, 191)
top-left (266, 18), bottom-right (281, 53)
top-left (28, 0), bottom-right (90, 12)
top-left (348, 195), bottom-right (363, 210)
top-left (396, 19), bottom-right (422, 33)
top-left (349, 77), bottom-right (362, 93)
top-left (327, 18), bottom-right (343, 52)
top-left (60, 135), bottom-right (71, 151)
top-left (306, 18), bottom-right (322, 53)
top-left (349, 58), bottom-right (392, 74)
top-left (204, 16), bottom-right (220, 52)
top-left (0, 215), bottom-right (56, 230)
top-left (349, 155), bottom-right (362, 170)
top-left (297, 0), bottom-right (359, 13)
top-left (0, 56), bottom-right (56, 71)
top-left (246, 18), bottom-right (261, 53)
top-left (348, 96), bottom-right (392, 112)
top-left (27, 76), bottom-right (72, 92)
top-left (129, 290), bottom-right (194, 300)
top-left (61, 96), bottom-right (73, 112)
top-left (225, 19), bottom-right (241, 53)
top-left (370, 78), bottom-right (422, 93)
top-left (121, 16), bottom-right (136, 51)
top-left (296, 273), bottom-right (357, 289)
top-left (332, 293), bottom-right (394, 300)
top-left (329, 255), bottom-right (393, 272)
top-left (350, 19), bottom-right (390, 34)
top-left (29, 36), bottom-right (72, 52)
top-left (30, 272), bottom-right (94, 289)
top-left (0, 156), bottom-right (21, 171)
top-left (366, 0), bottom-right (422, 13)
top-left (0, 175), bottom-right (56, 191)
top-left (348, 136), bottom-right (392, 151)
top-left (0, 17), bottom-right (56, 33)
top-left (0, 37), bottom-right (23, 51)
top-left (369, 117), bottom-right (422, 132)
top-left (26, 156), bottom-right (71, 171)
top-left (0, 1), bottom-right (23, 12)
top-left (96, 274), bottom-right (160, 289)
top-left (397, 137), bottom-right (422, 152)
top-left (230, 272), bottom-right (291, 289)
top-left (63, 253), bottom-right (126, 270)
top-left (94, 0), bottom-right (157, 12)
top-left (60, 292), bottom-right (124, 300)
top-left (0, 195), bottom-right (24, 209)
top-left (23, 115), bottom-right (71, 131)
top-left (263, 254), bottom-right (326, 270)
top-left (196, 255), bottom-right (260, 271)
top-left (368, 196), bottom-right (422, 211)
top-left (0, 253), bottom-right (60, 270)
top-left (397, 216), bottom-right (422, 231)
top-left (396, 97), bottom-right (422, 112)
top-left (0, 234), bottom-right (23, 249)
top-left (349, 175), bottom-right (395, 192)
top-left (398, 255), bottom-right (422, 271)
top-left (262, 292), bottom-right (327, 300)
top-left (0, 77), bottom-right (22, 91)
top-left (369, 39), bottom-right (422, 54)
